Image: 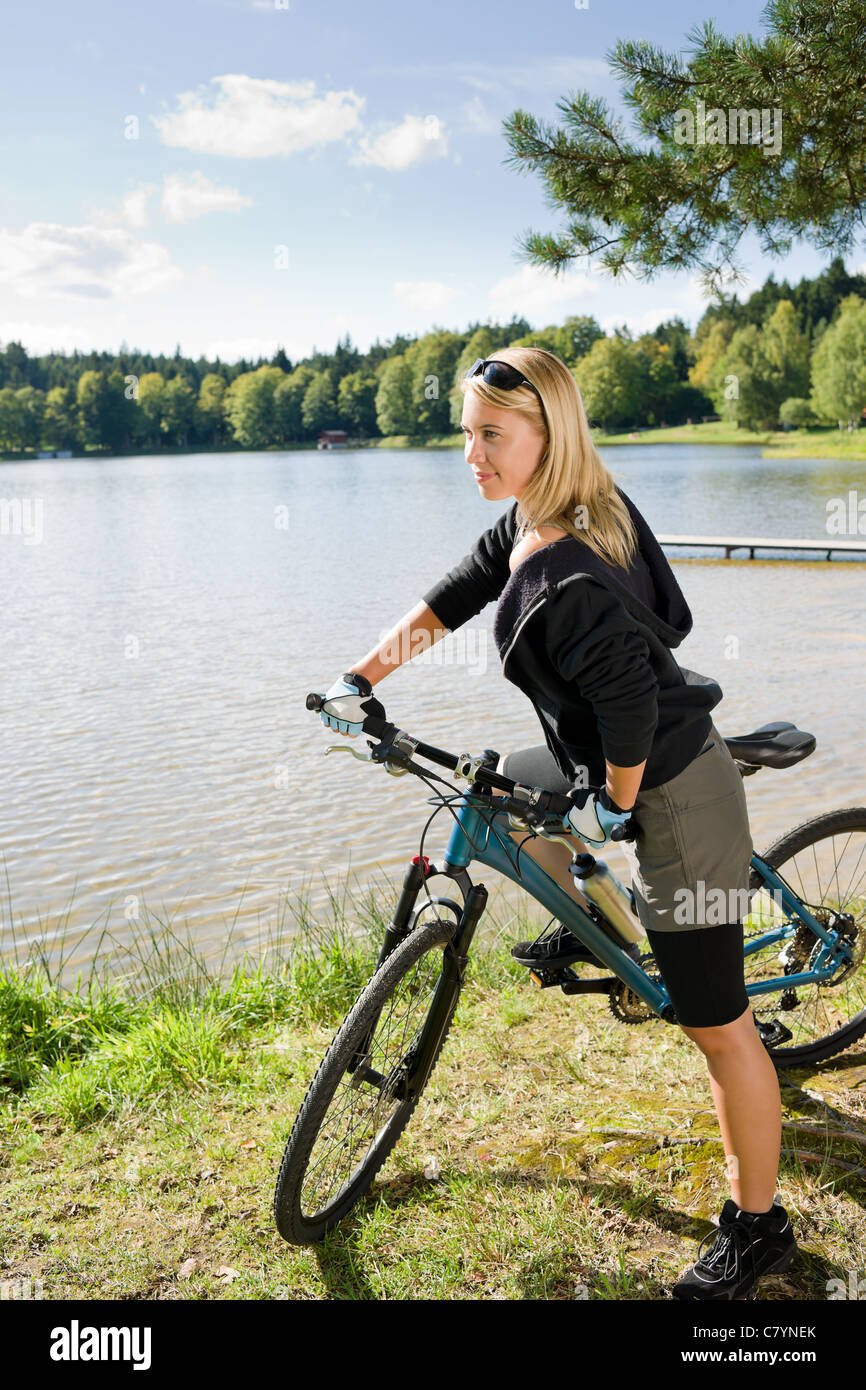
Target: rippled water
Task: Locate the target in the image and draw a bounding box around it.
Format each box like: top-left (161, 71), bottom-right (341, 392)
top-left (1, 444), bottom-right (864, 979)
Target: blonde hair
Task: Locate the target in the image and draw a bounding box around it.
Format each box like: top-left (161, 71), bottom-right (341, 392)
top-left (459, 346), bottom-right (638, 569)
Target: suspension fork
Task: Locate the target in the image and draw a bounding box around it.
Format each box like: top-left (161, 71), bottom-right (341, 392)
top-left (405, 881), bottom-right (488, 1096)
top-left (373, 856), bottom-right (430, 970)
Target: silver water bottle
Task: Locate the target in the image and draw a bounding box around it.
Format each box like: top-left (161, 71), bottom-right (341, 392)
top-left (569, 853), bottom-right (645, 949)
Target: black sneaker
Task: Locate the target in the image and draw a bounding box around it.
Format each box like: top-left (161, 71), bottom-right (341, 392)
top-left (510, 923), bottom-right (605, 970)
top-left (671, 1198), bottom-right (797, 1300)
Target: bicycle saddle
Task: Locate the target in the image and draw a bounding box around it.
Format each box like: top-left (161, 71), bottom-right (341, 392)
top-left (722, 721), bottom-right (816, 768)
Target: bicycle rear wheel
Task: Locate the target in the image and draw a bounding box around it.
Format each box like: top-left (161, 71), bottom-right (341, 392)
top-left (273, 911), bottom-right (459, 1245)
top-left (744, 807), bottom-right (866, 1064)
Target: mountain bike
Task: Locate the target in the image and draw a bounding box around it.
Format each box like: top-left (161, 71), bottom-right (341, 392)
top-left (273, 697), bottom-right (866, 1245)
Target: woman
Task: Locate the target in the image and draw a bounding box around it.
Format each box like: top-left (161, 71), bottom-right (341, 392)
top-left (320, 347), bottom-right (797, 1300)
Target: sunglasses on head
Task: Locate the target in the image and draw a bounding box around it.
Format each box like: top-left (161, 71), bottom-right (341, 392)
top-left (465, 357), bottom-right (543, 402)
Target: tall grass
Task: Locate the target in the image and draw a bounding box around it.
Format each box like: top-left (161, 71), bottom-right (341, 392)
top-left (0, 857), bottom-right (539, 1128)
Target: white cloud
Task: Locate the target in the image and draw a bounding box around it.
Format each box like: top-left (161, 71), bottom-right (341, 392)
top-left (352, 114), bottom-right (448, 171)
top-left (0, 222), bottom-right (181, 301)
top-left (205, 335), bottom-right (284, 363)
top-left (161, 172), bottom-right (253, 223)
top-left (393, 280), bottom-right (459, 312)
top-left (470, 58), bottom-right (610, 91)
top-left (151, 74), bottom-right (365, 157)
top-left (462, 96), bottom-right (500, 135)
top-left (120, 186), bottom-right (158, 228)
top-left (87, 174), bottom-right (251, 229)
top-left (488, 264), bottom-right (600, 319)
top-left (370, 58), bottom-right (610, 96)
top-left (0, 319), bottom-right (110, 354)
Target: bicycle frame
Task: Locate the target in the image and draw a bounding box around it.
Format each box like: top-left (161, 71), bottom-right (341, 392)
top-left (429, 788), bottom-right (854, 1025)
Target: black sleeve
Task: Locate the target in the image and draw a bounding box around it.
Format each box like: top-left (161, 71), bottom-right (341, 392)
top-left (420, 504), bottom-right (517, 632)
top-left (545, 576), bottom-right (659, 767)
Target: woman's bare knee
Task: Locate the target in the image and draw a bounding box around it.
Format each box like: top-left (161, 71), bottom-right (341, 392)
top-left (680, 1004), bottom-right (754, 1053)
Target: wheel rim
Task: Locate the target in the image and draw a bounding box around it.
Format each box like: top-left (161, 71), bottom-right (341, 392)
top-left (298, 937), bottom-right (447, 1222)
top-left (745, 824), bottom-right (866, 1053)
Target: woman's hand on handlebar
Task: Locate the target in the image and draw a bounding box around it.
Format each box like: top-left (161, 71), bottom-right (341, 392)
top-left (319, 672), bottom-right (386, 738)
top-left (562, 785), bottom-right (634, 846)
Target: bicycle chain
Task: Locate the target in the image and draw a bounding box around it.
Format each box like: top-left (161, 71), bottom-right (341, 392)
top-left (608, 952), bottom-right (661, 1024)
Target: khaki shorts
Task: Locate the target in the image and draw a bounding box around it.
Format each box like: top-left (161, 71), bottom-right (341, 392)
top-left (618, 722), bottom-right (755, 933)
top-left (500, 722), bottom-right (755, 934)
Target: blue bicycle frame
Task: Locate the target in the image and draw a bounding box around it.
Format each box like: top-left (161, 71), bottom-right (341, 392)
top-left (441, 789), bottom-right (852, 1023)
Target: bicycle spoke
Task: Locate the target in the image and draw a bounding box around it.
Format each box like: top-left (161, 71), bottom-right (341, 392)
top-left (745, 825), bottom-right (866, 1054)
top-left (298, 941), bottom-right (446, 1220)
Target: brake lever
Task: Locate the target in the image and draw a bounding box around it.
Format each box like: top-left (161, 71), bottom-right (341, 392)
top-left (505, 811), bottom-right (578, 855)
top-left (323, 742), bottom-right (374, 763)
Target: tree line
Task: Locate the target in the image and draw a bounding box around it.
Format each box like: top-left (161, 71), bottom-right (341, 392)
top-left (2, 258), bottom-right (865, 456)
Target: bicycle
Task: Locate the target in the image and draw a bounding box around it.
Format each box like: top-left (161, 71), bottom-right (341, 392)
top-left (273, 697), bottom-right (866, 1245)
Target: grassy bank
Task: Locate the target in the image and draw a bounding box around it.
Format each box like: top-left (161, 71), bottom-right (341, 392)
top-left (596, 419), bottom-right (866, 460)
top-left (2, 877), bottom-right (865, 1301)
top-left (7, 422), bottom-right (865, 466)
top-left (369, 421), bottom-right (866, 462)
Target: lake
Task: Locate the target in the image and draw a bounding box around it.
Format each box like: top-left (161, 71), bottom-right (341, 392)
top-left (2, 443), bottom-right (864, 981)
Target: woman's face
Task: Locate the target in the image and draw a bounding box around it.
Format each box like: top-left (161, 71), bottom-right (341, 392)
top-left (460, 388), bottom-right (546, 502)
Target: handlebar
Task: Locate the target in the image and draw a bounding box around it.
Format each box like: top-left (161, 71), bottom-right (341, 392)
top-left (306, 690), bottom-right (638, 843)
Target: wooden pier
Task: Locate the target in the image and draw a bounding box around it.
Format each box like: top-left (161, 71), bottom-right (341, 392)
top-left (658, 534), bottom-right (866, 560)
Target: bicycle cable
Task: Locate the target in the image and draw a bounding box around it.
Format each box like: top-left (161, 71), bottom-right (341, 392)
top-left (396, 759), bottom-right (541, 917)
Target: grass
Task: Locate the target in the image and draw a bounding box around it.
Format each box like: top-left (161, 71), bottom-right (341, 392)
top-left (1, 867), bottom-right (865, 1301)
top-left (593, 419), bottom-right (866, 460)
top-left (369, 420), bottom-right (866, 462)
top-left (8, 421), bottom-right (866, 467)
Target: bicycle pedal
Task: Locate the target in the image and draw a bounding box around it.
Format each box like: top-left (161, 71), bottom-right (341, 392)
top-left (528, 966), bottom-right (577, 989)
top-left (754, 1017), bottom-right (794, 1048)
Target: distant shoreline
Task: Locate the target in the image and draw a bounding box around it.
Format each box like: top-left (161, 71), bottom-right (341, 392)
top-left (3, 421), bottom-right (866, 465)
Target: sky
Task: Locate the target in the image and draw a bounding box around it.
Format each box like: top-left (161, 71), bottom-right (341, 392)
top-left (0, 0), bottom-right (855, 366)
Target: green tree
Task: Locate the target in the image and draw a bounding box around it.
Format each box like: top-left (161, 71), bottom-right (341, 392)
top-left (197, 374), bottom-right (226, 446)
top-left (162, 376), bottom-right (196, 447)
top-left (15, 386), bottom-right (46, 451)
top-left (406, 331), bottom-right (463, 434)
top-left (555, 316), bottom-right (604, 364)
top-left (337, 371), bottom-right (378, 439)
top-left (779, 397), bottom-right (817, 428)
top-left (810, 294), bottom-right (866, 428)
top-left (274, 366), bottom-right (315, 443)
top-left (575, 336), bottom-right (642, 431)
top-left (761, 300), bottom-right (810, 405)
top-left (301, 370), bottom-right (338, 435)
top-left (137, 373), bottom-right (167, 448)
top-left (0, 387), bottom-right (28, 450)
top-left (502, 0), bottom-right (866, 292)
top-left (223, 366), bottom-right (285, 448)
top-left (76, 371), bottom-right (117, 451)
top-left (710, 325), bottom-right (776, 429)
top-left (376, 356), bottom-right (416, 436)
top-left (689, 319), bottom-right (736, 395)
top-left (43, 386), bottom-right (80, 451)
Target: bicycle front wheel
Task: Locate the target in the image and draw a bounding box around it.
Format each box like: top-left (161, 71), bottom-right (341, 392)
top-left (745, 807), bottom-right (866, 1064)
top-left (273, 911), bottom-right (459, 1245)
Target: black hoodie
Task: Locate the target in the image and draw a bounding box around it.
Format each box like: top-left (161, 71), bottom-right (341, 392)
top-left (421, 486), bottom-right (724, 791)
